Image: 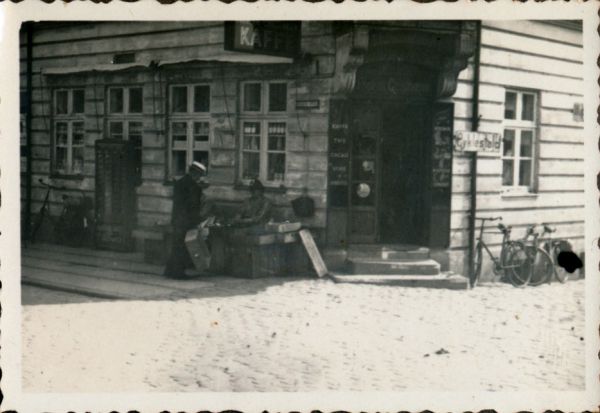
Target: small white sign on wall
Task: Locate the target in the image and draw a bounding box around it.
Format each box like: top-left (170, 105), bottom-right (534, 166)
top-left (453, 131), bottom-right (502, 154)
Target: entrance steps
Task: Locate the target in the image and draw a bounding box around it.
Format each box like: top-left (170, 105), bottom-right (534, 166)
top-left (329, 244), bottom-right (468, 289)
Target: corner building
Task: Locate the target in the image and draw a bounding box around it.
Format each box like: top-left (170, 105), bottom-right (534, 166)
top-left (20, 21), bottom-right (585, 277)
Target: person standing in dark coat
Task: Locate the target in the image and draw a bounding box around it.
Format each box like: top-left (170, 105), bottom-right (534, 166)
top-left (163, 161), bottom-right (212, 279)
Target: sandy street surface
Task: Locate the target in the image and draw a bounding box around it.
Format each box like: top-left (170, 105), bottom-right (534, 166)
top-left (22, 278), bottom-right (585, 392)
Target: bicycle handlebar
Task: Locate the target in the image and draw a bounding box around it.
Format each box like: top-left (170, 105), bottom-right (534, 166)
top-left (541, 223), bottom-right (556, 234)
top-left (475, 216), bottom-right (502, 222)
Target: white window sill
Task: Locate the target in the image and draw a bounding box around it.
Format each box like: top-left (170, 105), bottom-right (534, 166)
top-left (501, 189), bottom-right (538, 199)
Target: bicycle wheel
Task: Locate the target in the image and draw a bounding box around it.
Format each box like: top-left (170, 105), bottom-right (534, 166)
top-left (529, 247), bottom-right (555, 286)
top-left (553, 246), bottom-right (570, 283)
top-left (506, 242), bottom-right (531, 287)
top-left (470, 243), bottom-right (483, 288)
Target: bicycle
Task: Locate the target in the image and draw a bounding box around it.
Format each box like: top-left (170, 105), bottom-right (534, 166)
top-left (28, 178), bottom-right (65, 243)
top-left (471, 216), bottom-right (530, 288)
top-left (519, 224), bottom-right (555, 287)
top-left (538, 223), bottom-right (580, 283)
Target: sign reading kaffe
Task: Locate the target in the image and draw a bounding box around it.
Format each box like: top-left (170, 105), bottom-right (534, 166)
top-left (453, 131), bottom-right (502, 154)
top-left (224, 21), bottom-right (301, 58)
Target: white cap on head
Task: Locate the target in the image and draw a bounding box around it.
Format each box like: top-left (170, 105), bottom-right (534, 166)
top-left (190, 161), bottom-right (207, 173)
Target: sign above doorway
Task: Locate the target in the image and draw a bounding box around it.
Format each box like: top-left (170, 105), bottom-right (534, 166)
top-left (453, 131), bottom-right (501, 154)
top-left (224, 21), bottom-right (301, 58)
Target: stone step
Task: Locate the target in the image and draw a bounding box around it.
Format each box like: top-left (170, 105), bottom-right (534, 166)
top-left (330, 273), bottom-right (468, 290)
top-left (346, 258), bottom-right (441, 275)
top-left (381, 248), bottom-right (430, 261)
top-left (347, 244), bottom-right (430, 260)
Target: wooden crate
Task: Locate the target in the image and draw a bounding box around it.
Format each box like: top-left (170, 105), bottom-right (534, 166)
top-left (231, 244), bottom-right (283, 278)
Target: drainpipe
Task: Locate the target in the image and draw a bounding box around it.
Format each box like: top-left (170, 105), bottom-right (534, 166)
top-left (24, 22), bottom-right (33, 240)
top-left (467, 21), bottom-right (482, 286)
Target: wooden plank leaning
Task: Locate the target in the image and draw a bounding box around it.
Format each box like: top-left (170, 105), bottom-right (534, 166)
top-left (298, 229), bottom-right (328, 278)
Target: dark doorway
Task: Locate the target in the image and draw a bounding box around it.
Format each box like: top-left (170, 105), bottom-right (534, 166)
top-left (379, 104), bottom-right (430, 245)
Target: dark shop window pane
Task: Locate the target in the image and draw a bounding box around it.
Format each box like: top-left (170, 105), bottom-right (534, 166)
top-left (193, 151), bottom-right (209, 169)
top-left (172, 122), bottom-right (187, 143)
top-left (520, 130), bottom-right (533, 157)
top-left (267, 153), bottom-right (285, 181)
top-left (72, 122), bottom-right (85, 146)
top-left (55, 122), bottom-right (68, 146)
top-left (55, 147), bottom-right (68, 174)
top-left (56, 90), bottom-right (68, 114)
top-left (109, 88), bottom-right (124, 114)
top-left (72, 147), bottom-right (84, 175)
top-left (242, 152), bottom-right (260, 179)
top-left (502, 160), bottom-right (514, 186)
top-left (129, 121), bottom-right (143, 145)
top-left (109, 121), bottom-right (124, 140)
top-left (193, 122), bottom-right (210, 143)
top-left (129, 87), bottom-right (143, 113)
top-left (503, 129), bottom-right (515, 157)
top-left (329, 185), bottom-right (348, 207)
top-left (268, 83), bottom-right (287, 112)
top-left (193, 85), bottom-right (210, 112)
top-left (504, 91), bottom-right (517, 119)
top-left (172, 151), bottom-right (187, 177)
top-left (72, 89), bottom-right (85, 114)
top-left (243, 83), bottom-right (261, 112)
top-left (519, 160), bottom-right (532, 186)
top-left (521, 93), bottom-right (535, 121)
top-left (171, 86), bottom-right (188, 113)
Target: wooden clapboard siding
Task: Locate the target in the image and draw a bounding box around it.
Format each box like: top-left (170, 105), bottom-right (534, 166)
top-left (539, 126), bottom-right (583, 143)
top-left (453, 99), bottom-right (503, 122)
top-left (541, 91), bottom-right (584, 110)
top-left (449, 21), bottom-right (584, 272)
top-left (479, 47), bottom-right (582, 80)
top-left (451, 204), bottom-right (583, 231)
top-left (451, 190), bottom-right (584, 212)
top-left (539, 142), bottom-right (583, 160)
top-left (479, 65), bottom-right (582, 95)
top-left (538, 159), bottom-right (584, 176)
top-left (483, 21), bottom-right (583, 48)
top-left (480, 24), bottom-right (583, 63)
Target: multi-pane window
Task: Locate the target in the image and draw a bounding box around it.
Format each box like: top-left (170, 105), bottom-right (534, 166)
top-left (169, 84), bottom-right (211, 178)
top-left (502, 90), bottom-right (537, 191)
top-left (53, 89), bottom-right (85, 175)
top-left (106, 86), bottom-right (143, 184)
top-left (240, 81), bottom-right (288, 184)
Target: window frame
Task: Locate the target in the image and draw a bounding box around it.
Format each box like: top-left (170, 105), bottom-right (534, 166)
top-left (52, 88), bottom-right (86, 177)
top-left (167, 83), bottom-right (212, 179)
top-left (501, 89), bottom-right (538, 194)
top-left (239, 80), bottom-right (289, 186)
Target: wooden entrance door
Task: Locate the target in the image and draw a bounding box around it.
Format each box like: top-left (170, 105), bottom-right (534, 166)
top-left (379, 104), bottom-right (430, 245)
top-left (347, 104), bottom-right (381, 243)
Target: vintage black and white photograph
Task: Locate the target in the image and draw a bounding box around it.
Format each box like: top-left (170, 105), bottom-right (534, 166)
top-left (1, 2), bottom-right (599, 412)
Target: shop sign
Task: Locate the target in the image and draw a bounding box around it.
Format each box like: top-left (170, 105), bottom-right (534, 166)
top-left (224, 21), bottom-right (301, 58)
top-left (453, 130), bottom-right (501, 154)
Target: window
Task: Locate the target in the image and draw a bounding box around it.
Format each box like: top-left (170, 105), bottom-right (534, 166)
top-left (240, 81), bottom-right (288, 184)
top-left (106, 86), bottom-right (144, 184)
top-left (53, 89), bottom-right (85, 175)
top-left (168, 84), bottom-right (211, 178)
top-left (502, 90), bottom-right (537, 191)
